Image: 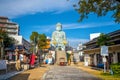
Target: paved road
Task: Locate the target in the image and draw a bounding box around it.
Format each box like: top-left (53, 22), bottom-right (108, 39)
top-left (42, 66), bottom-right (102, 80)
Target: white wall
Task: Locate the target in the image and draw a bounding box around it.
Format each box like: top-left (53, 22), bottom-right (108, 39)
top-left (10, 35), bottom-right (30, 50)
top-left (10, 35), bottom-right (22, 45)
top-left (90, 33), bottom-right (101, 40)
top-left (84, 54), bottom-right (90, 66)
top-left (113, 52), bottom-right (118, 63)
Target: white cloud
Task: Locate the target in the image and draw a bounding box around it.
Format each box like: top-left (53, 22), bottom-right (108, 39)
top-left (0, 0), bottom-right (76, 18)
top-left (63, 22), bottom-right (116, 30)
top-left (32, 24), bottom-right (55, 33)
top-left (31, 21), bottom-right (116, 33)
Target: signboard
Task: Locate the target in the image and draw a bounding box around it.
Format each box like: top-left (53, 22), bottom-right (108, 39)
top-left (0, 60), bottom-right (7, 73)
top-left (0, 60), bottom-right (7, 70)
top-left (102, 57), bottom-right (107, 62)
top-left (101, 46), bottom-right (108, 56)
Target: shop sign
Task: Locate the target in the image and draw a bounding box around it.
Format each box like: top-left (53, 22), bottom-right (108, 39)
top-left (102, 57), bottom-right (107, 62)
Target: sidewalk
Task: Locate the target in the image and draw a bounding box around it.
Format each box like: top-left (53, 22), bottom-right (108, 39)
top-left (7, 63), bottom-right (103, 80)
top-left (9, 65), bottom-right (49, 80)
top-left (75, 62), bottom-right (102, 75)
top-left (74, 62), bottom-right (120, 80)
top-left (0, 71), bottom-right (23, 80)
top-left (4, 62), bottom-right (120, 80)
top-left (2, 62), bottom-right (119, 80)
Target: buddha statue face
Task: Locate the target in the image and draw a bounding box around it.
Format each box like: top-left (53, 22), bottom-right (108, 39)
top-left (56, 23), bottom-right (62, 31)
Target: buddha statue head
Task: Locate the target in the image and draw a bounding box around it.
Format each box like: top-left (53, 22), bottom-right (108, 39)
top-left (56, 23), bottom-right (62, 31)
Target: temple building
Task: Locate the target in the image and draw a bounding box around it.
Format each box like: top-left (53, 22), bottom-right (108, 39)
top-left (83, 29), bottom-right (120, 68)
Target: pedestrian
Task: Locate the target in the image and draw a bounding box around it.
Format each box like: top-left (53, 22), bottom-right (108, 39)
top-left (29, 53), bottom-right (36, 68)
top-left (19, 53), bottom-right (24, 70)
top-left (15, 55), bottom-right (21, 71)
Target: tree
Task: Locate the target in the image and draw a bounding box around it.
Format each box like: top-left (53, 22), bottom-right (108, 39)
top-left (72, 0), bottom-right (120, 23)
top-left (30, 32), bottom-right (47, 66)
top-left (97, 33), bottom-right (114, 72)
top-left (97, 33), bottom-right (111, 46)
top-left (0, 29), bottom-right (15, 48)
top-left (37, 34), bottom-right (47, 66)
top-left (30, 32), bottom-right (39, 45)
top-left (30, 32), bottom-right (39, 53)
top-left (37, 34), bottom-right (47, 50)
top-left (0, 29), bottom-right (15, 59)
top-left (30, 32), bottom-right (47, 53)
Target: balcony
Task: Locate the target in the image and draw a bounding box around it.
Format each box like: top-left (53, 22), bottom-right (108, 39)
top-left (7, 26), bottom-right (18, 29)
top-left (6, 30), bottom-right (18, 33)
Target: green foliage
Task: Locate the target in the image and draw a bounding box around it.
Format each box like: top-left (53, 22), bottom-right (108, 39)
top-left (30, 32), bottom-right (39, 53)
top-left (97, 33), bottom-right (111, 46)
top-left (30, 32), bottom-right (47, 52)
top-left (3, 35), bottom-right (15, 47)
top-left (30, 32), bottom-right (39, 45)
top-left (110, 63), bottom-right (120, 76)
top-left (72, 0), bottom-right (120, 23)
top-left (38, 34), bottom-right (47, 49)
top-left (101, 72), bottom-right (110, 76)
top-left (0, 29), bottom-right (15, 47)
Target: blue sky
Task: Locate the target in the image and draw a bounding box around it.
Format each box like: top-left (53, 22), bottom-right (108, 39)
top-left (0, 0), bottom-right (120, 48)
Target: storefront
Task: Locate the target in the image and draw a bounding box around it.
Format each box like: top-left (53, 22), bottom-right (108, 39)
top-left (84, 44), bottom-right (120, 68)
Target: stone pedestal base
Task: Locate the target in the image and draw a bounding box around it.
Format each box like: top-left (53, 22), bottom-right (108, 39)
top-left (55, 50), bottom-right (67, 65)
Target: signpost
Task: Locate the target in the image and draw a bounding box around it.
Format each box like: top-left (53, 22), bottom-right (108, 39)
top-left (0, 60), bottom-right (7, 73)
top-left (101, 46), bottom-right (108, 56)
top-left (101, 46), bottom-right (108, 73)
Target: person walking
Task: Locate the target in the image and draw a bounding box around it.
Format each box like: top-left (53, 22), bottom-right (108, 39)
top-left (29, 53), bottom-right (35, 68)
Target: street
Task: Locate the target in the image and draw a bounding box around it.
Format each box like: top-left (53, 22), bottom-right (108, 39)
top-left (42, 66), bottom-right (102, 80)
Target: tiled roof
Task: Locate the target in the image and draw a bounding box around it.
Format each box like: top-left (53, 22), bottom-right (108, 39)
top-left (84, 29), bottom-right (120, 45)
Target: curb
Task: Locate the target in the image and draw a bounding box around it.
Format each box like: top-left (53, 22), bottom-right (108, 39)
top-left (0, 71), bottom-right (23, 80)
top-left (41, 66), bottom-right (50, 80)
